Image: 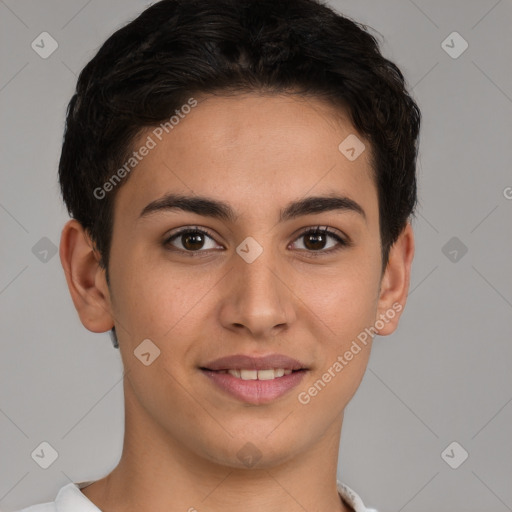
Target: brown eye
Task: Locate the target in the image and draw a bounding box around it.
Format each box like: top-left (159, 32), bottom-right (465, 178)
top-left (291, 226), bottom-right (348, 253)
top-left (164, 228), bottom-right (222, 253)
top-left (181, 232), bottom-right (206, 250)
top-left (303, 231), bottom-right (328, 250)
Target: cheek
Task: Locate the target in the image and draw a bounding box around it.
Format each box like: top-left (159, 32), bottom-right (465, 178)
top-left (111, 257), bottom-right (218, 342)
top-left (293, 268), bottom-right (379, 417)
top-left (297, 257), bottom-right (381, 339)
top-left (109, 255), bottom-right (171, 341)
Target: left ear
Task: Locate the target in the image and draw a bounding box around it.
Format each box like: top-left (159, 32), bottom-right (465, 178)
top-left (374, 221), bottom-right (415, 335)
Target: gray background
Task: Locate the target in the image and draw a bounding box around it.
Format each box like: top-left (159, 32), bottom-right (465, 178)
top-left (1, 1), bottom-right (511, 511)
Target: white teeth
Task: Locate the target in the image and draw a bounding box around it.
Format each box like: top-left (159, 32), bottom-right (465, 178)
top-left (225, 368), bottom-right (295, 380)
top-left (257, 369), bottom-right (276, 381)
top-left (240, 369), bottom-right (258, 380)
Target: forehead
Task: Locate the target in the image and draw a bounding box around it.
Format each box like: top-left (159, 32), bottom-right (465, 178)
top-left (113, 93), bottom-right (377, 224)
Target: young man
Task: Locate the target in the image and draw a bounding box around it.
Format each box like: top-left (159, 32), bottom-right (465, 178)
top-left (18, 0), bottom-right (419, 510)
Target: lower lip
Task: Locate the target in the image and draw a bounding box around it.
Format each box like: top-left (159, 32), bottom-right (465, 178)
top-left (201, 369), bottom-right (307, 405)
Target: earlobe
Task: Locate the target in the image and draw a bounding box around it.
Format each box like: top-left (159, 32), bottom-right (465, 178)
top-left (59, 219), bottom-right (114, 333)
top-left (375, 222), bottom-right (415, 336)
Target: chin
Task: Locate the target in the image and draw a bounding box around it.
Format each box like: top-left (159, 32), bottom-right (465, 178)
top-left (198, 431), bottom-right (303, 471)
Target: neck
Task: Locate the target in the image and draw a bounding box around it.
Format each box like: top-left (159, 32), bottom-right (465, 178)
top-left (80, 380), bottom-right (352, 512)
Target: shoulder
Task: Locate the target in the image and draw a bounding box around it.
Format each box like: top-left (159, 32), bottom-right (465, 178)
top-left (337, 480), bottom-right (379, 512)
top-left (11, 481), bottom-right (98, 512)
top-left (11, 503), bottom-right (55, 512)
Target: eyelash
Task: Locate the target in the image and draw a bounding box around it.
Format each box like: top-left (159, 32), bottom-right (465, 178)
top-left (163, 225), bottom-right (350, 257)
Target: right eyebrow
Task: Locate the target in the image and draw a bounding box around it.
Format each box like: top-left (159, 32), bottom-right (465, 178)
top-left (139, 194), bottom-right (238, 222)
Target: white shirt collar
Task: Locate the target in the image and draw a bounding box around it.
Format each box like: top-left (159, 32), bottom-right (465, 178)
top-left (49, 480), bottom-right (377, 512)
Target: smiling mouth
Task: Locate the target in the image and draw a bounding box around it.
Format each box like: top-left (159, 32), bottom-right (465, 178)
top-left (200, 368), bottom-right (305, 380)
top-left (199, 367), bottom-right (308, 405)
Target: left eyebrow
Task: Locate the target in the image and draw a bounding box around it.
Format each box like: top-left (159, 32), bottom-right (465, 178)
top-left (138, 193), bottom-right (366, 223)
top-left (279, 194), bottom-right (366, 223)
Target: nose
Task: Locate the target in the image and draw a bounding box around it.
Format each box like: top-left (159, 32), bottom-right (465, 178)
top-left (218, 244), bottom-right (296, 339)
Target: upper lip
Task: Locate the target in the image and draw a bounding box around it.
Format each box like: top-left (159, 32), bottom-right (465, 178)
top-left (201, 354), bottom-right (307, 371)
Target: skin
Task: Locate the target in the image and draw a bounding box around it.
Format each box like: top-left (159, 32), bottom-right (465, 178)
top-left (60, 93), bottom-right (414, 512)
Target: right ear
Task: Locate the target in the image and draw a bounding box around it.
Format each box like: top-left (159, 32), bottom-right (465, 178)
top-left (59, 219), bottom-right (114, 333)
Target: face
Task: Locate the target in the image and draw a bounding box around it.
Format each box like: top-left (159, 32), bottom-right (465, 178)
top-left (94, 93), bottom-right (403, 468)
